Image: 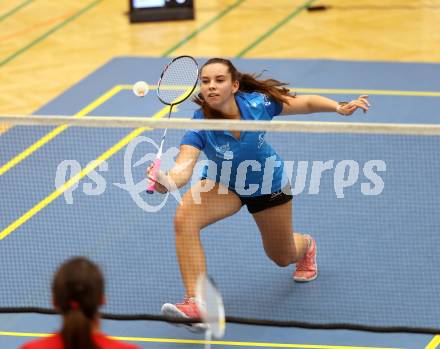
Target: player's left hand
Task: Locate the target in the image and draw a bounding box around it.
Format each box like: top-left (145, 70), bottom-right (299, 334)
top-left (337, 95), bottom-right (371, 116)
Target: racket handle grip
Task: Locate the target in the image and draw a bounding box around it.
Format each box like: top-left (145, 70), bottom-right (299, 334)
top-left (146, 158), bottom-right (161, 194)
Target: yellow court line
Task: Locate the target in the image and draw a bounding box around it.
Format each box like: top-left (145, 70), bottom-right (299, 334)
top-left (293, 88), bottom-right (440, 97)
top-left (0, 331), bottom-right (49, 338)
top-left (0, 85), bottom-right (123, 177)
top-left (0, 331), bottom-right (403, 349)
top-left (120, 84), bottom-right (192, 91)
top-left (119, 84), bottom-right (440, 97)
top-left (0, 107), bottom-right (170, 240)
top-left (425, 336), bottom-right (440, 349)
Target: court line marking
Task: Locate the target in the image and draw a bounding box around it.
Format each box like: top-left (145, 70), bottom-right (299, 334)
top-left (425, 336), bottom-right (440, 349)
top-left (0, 0), bottom-right (33, 22)
top-left (0, 85), bottom-right (122, 176)
top-left (118, 84), bottom-right (440, 97)
top-left (0, 106), bottom-right (169, 240)
top-left (0, 11), bottom-right (76, 43)
top-left (161, 0), bottom-right (246, 57)
top-left (0, 0), bottom-right (101, 67)
top-left (294, 88), bottom-right (440, 97)
top-left (0, 330), bottom-right (405, 349)
top-left (236, 0), bottom-right (318, 58)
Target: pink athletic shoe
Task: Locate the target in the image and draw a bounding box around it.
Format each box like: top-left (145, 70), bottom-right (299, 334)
top-left (161, 297), bottom-right (206, 332)
top-left (293, 235), bottom-right (318, 282)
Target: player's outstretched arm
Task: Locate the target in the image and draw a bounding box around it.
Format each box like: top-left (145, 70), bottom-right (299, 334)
top-left (280, 94), bottom-right (370, 116)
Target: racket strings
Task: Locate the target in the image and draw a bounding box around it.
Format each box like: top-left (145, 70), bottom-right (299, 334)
top-left (158, 56), bottom-right (199, 105)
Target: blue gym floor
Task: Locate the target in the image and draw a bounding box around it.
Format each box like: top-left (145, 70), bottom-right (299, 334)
top-left (1, 57), bottom-right (440, 348)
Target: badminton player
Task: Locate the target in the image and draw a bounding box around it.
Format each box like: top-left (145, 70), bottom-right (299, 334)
top-left (148, 58), bottom-right (370, 325)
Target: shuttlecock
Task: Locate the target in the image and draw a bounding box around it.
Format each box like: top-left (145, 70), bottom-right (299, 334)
top-left (132, 81), bottom-right (150, 97)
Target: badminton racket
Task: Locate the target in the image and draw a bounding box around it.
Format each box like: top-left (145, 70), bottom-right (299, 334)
top-left (196, 274), bottom-right (226, 349)
top-left (147, 55), bottom-right (199, 193)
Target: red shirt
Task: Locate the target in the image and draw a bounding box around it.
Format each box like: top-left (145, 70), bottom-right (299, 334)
top-left (21, 332), bottom-right (140, 349)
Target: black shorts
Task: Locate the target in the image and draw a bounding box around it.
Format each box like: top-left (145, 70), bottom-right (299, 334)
top-left (238, 185), bottom-right (293, 214)
top-left (199, 178), bottom-right (293, 214)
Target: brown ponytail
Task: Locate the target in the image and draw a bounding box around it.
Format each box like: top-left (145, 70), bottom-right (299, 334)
top-left (52, 257), bottom-right (104, 349)
top-left (193, 58), bottom-right (295, 118)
